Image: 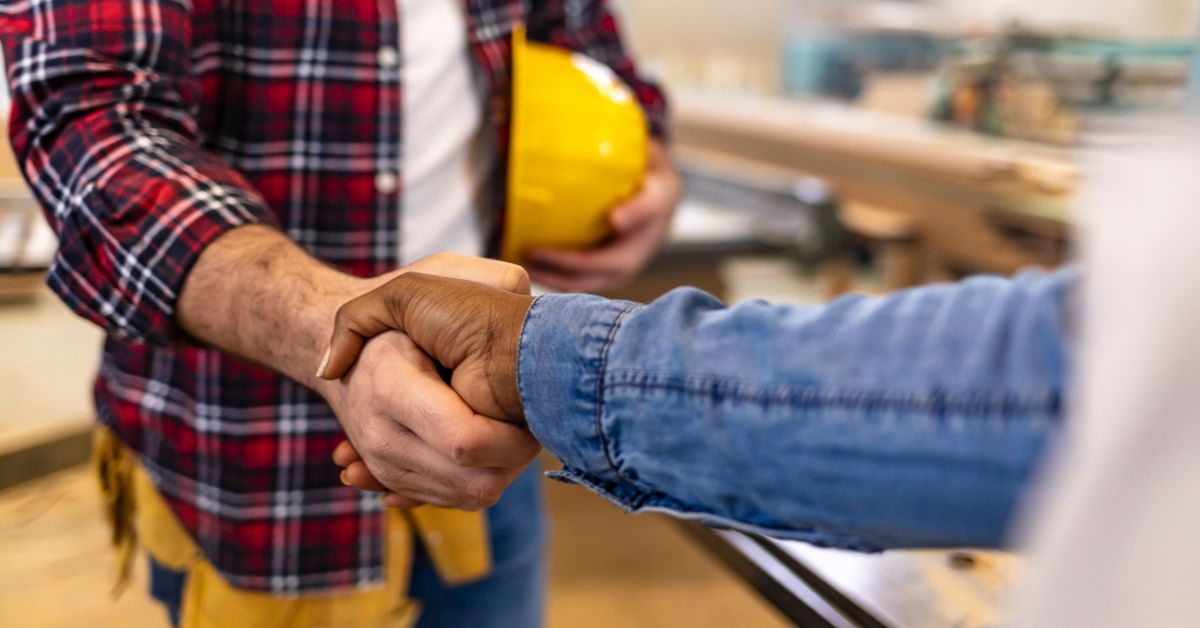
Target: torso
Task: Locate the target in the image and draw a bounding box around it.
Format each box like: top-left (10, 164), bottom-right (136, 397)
top-left (398, 0), bottom-right (490, 264)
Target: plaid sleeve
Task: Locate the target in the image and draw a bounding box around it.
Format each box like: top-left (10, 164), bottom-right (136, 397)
top-left (1, 0), bottom-right (276, 345)
top-left (526, 0), bottom-right (669, 139)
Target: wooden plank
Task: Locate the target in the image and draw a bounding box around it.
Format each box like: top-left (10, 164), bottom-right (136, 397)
top-left (672, 98), bottom-right (1074, 276)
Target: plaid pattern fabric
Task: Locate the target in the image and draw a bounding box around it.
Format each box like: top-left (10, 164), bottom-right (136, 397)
top-left (0, 0), bottom-right (665, 593)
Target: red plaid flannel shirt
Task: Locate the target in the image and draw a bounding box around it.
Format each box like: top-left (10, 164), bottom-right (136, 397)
top-left (1, 0), bottom-right (666, 593)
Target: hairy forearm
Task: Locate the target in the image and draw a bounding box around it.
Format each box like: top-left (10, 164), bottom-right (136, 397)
top-left (177, 225), bottom-right (370, 392)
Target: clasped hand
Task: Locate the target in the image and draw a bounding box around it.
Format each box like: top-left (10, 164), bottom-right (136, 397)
top-left (314, 253), bottom-right (540, 510)
top-left (312, 145), bottom-right (678, 510)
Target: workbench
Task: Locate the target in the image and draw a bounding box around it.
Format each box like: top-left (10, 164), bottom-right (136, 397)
top-left (672, 94), bottom-right (1077, 276)
top-left (682, 524), bottom-right (1019, 627)
top-left (0, 286), bottom-right (101, 489)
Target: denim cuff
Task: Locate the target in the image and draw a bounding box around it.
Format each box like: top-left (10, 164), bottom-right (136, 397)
top-left (518, 294), bottom-right (639, 483)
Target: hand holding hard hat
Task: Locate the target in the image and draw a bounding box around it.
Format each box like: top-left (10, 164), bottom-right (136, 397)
top-left (503, 27), bottom-right (680, 292)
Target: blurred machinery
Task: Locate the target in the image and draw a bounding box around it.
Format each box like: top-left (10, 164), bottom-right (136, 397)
top-left (779, 1), bottom-right (1197, 146)
top-left (931, 29), bottom-right (1195, 145)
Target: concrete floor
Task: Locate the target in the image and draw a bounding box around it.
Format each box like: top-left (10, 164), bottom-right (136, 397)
top-left (0, 464), bottom-right (789, 628)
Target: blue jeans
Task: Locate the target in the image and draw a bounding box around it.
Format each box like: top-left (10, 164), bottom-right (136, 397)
top-left (149, 465), bottom-right (546, 628)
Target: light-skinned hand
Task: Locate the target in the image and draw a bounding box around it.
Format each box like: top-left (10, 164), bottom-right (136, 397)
top-left (316, 254), bottom-right (540, 511)
top-left (318, 272), bottom-right (537, 507)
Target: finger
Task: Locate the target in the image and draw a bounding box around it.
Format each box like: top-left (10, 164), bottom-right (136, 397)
top-left (332, 440), bottom-right (362, 467)
top-left (382, 493), bottom-right (424, 509)
top-left (343, 461), bottom-right (389, 492)
top-left (393, 362), bottom-right (543, 469)
top-left (319, 258), bottom-right (530, 380)
top-left (527, 231), bottom-right (654, 278)
top-left (382, 464), bottom-right (524, 511)
top-left (610, 194), bottom-right (658, 234)
top-left (357, 438), bottom-right (471, 503)
top-left (360, 413), bottom-right (533, 506)
top-left (612, 144), bottom-right (680, 234)
top-left (410, 253), bottom-right (531, 296)
top-left (528, 266), bottom-right (626, 294)
top-left (319, 289), bottom-right (401, 380)
top-left (528, 238), bottom-right (634, 274)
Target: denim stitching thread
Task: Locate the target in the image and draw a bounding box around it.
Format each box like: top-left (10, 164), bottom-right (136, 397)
top-left (604, 371), bottom-right (1062, 419)
top-left (593, 303), bottom-right (640, 479)
top-left (513, 295), bottom-right (545, 425)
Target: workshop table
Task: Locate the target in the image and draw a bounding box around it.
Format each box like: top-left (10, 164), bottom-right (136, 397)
top-left (682, 523), bottom-right (1019, 627)
top-left (672, 94), bottom-right (1077, 276)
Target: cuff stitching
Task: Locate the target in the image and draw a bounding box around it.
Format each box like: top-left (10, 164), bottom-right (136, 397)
top-left (593, 302), bottom-right (640, 479)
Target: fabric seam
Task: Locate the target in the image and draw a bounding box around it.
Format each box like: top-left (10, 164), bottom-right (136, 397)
top-left (514, 294), bottom-right (545, 422)
top-left (593, 302), bottom-right (640, 479)
top-left (601, 373), bottom-right (1062, 418)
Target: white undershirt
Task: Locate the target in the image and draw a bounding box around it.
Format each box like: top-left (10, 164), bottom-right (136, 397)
top-left (398, 0), bottom-right (488, 265)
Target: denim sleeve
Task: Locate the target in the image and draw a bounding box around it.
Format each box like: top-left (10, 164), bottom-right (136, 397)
top-left (519, 269), bottom-right (1075, 551)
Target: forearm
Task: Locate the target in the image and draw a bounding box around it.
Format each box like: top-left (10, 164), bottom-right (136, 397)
top-left (177, 225), bottom-right (372, 392)
top-left (521, 269), bottom-right (1076, 549)
top-left (3, 0), bottom-right (287, 345)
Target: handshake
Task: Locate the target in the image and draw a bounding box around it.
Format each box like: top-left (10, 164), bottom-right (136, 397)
top-left (314, 254), bottom-right (543, 511)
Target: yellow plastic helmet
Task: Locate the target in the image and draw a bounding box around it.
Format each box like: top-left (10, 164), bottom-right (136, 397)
top-left (501, 25), bottom-right (649, 264)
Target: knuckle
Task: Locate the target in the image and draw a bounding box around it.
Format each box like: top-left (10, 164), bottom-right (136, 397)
top-left (361, 439), bottom-right (388, 462)
top-left (405, 396), bottom-right (440, 431)
top-left (333, 303), bottom-right (352, 328)
top-left (502, 264), bottom-right (530, 292)
top-left (333, 300), bottom-right (366, 333)
top-left (517, 435), bottom-right (542, 462)
top-left (358, 426), bottom-right (392, 460)
top-left (447, 426), bottom-right (484, 467)
top-left (426, 251), bottom-right (459, 267)
top-left (464, 472), bottom-right (504, 510)
top-left (377, 467), bottom-right (413, 491)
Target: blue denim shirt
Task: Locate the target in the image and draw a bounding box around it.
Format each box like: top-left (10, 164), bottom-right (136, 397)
top-left (518, 270), bottom-right (1074, 551)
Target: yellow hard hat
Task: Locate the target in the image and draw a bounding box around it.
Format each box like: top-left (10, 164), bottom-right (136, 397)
top-left (501, 25), bottom-right (649, 264)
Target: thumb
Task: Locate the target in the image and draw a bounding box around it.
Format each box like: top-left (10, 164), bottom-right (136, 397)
top-left (408, 253), bottom-right (532, 295)
top-left (319, 256), bottom-right (530, 381)
top-left (318, 277), bottom-right (413, 380)
top-left (610, 195), bottom-right (655, 234)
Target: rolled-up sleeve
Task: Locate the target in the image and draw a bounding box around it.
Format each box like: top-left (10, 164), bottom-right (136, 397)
top-left (519, 293), bottom-right (642, 481)
top-left (2, 0), bottom-right (276, 344)
top-left (521, 270), bottom-right (1076, 550)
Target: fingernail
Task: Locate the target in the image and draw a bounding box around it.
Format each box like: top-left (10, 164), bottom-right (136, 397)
top-left (316, 346), bottom-right (331, 379)
top-left (339, 470), bottom-right (349, 486)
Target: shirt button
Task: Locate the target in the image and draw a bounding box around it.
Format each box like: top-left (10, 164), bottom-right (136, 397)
top-left (425, 531), bottom-right (443, 547)
top-left (375, 171), bottom-right (398, 194)
top-left (378, 46), bottom-right (399, 69)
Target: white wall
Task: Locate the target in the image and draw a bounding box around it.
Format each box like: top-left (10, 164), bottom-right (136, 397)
top-left (936, 0), bottom-right (1199, 39)
top-left (617, 0), bottom-right (1200, 43)
top-left (613, 0), bottom-right (785, 93)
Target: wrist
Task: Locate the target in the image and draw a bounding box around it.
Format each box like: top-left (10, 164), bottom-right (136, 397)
top-left (301, 273), bottom-right (374, 396)
top-left (485, 294), bottom-right (535, 422)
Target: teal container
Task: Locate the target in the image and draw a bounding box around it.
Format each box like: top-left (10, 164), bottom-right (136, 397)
top-left (782, 30), bottom-right (843, 96)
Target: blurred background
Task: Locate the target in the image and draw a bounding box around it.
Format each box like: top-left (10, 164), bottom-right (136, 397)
top-left (2, 1), bottom-right (1197, 626)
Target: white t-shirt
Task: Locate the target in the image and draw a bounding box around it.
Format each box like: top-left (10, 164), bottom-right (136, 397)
top-left (398, 0), bottom-right (489, 265)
